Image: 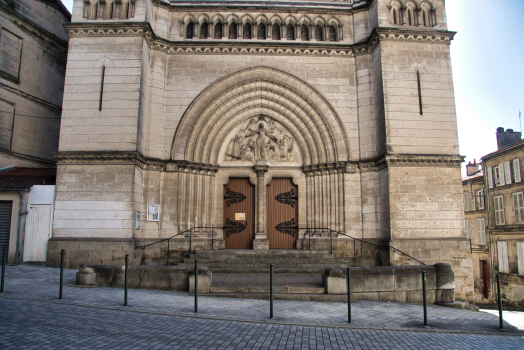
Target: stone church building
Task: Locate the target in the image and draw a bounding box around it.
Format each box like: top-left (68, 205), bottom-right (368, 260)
top-left (50, 0), bottom-right (473, 298)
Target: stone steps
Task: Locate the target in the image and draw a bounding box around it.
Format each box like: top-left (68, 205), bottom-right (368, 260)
top-left (199, 293), bottom-right (354, 303)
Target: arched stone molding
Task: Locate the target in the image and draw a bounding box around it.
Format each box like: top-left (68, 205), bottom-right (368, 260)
top-left (197, 14), bottom-right (210, 25)
top-left (256, 14), bottom-right (268, 25)
top-left (327, 17), bottom-right (341, 41)
top-left (170, 66), bottom-right (351, 166)
top-left (212, 14), bottom-right (224, 39)
top-left (420, 1), bottom-right (435, 27)
top-left (284, 15), bottom-right (296, 26)
top-left (405, 0), bottom-right (417, 26)
top-left (388, 0), bottom-right (402, 25)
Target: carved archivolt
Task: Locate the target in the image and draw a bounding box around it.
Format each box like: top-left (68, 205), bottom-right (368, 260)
top-left (171, 66), bottom-right (351, 166)
top-left (224, 116), bottom-right (299, 164)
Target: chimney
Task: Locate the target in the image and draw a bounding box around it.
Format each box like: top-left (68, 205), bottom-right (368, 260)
top-left (496, 127), bottom-right (522, 149)
top-left (466, 158), bottom-right (480, 176)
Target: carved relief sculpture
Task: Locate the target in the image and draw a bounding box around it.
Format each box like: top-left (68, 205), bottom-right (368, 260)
top-left (225, 116), bottom-right (298, 164)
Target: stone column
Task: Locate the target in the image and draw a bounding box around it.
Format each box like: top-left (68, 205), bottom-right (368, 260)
top-left (253, 161), bottom-right (269, 250)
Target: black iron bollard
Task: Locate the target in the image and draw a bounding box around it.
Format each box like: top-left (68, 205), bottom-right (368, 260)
top-left (347, 267), bottom-right (351, 323)
top-left (422, 270), bottom-right (427, 327)
top-left (1, 245), bottom-right (6, 293)
top-left (124, 254), bottom-right (129, 306)
top-left (194, 259), bottom-right (198, 313)
top-left (497, 274), bottom-right (504, 330)
top-left (59, 249), bottom-right (64, 299)
top-left (270, 263), bottom-right (274, 319)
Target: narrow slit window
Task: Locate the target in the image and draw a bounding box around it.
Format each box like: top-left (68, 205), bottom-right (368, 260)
top-left (417, 71), bottom-right (423, 115)
top-left (99, 65), bottom-right (105, 111)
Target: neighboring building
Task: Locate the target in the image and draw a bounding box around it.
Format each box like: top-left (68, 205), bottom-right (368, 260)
top-left (0, 0), bottom-right (70, 167)
top-left (50, 0), bottom-right (474, 299)
top-left (0, 166), bottom-right (56, 264)
top-left (462, 160), bottom-right (489, 303)
top-left (480, 131), bottom-right (524, 307)
top-left (0, 0), bottom-right (70, 264)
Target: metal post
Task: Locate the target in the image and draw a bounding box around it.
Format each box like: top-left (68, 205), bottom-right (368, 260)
top-left (353, 238), bottom-right (356, 266)
top-left (124, 254), bottom-right (129, 306)
top-left (330, 230), bottom-right (333, 254)
top-left (212, 230), bottom-right (214, 251)
top-left (497, 274), bottom-right (504, 330)
top-left (167, 239), bottom-right (170, 266)
top-left (190, 230), bottom-right (192, 254)
top-left (194, 259), bottom-right (198, 313)
top-left (422, 270), bottom-right (427, 327)
top-left (347, 267), bottom-right (351, 323)
top-left (59, 249), bottom-right (64, 299)
top-left (309, 231), bottom-right (311, 251)
top-left (270, 263), bottom-right (274, 319)
top-left (1, 245), bottom-right (6, 293)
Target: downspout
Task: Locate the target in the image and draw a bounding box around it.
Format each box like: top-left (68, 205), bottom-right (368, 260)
top-left (15, 189), bottom-right (28, 264)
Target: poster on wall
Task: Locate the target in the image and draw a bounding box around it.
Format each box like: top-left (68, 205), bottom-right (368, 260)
top-left (135, 211), bottom-right (141, 229)
top-left (147, 204), bottom-right (159, 221)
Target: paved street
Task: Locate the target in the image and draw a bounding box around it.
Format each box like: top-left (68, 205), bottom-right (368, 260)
top-left (1, 265), bottom-right (523, 349)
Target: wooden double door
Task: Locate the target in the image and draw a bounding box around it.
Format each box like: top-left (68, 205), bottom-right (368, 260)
top-left (223, 177), bottom-right (298, 249)
top-left (267, 178), bottom-right (298, 249)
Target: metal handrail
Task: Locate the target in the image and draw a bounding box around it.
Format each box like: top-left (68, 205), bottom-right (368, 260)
top-left (136, 226), bottom-right (224, 265)
top-left (328, 229), bottom-right (425, 265)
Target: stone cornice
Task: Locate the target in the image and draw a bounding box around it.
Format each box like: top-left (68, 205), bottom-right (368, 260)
top-left (54, 152), bottom-right (464, 173)
top-left (53, 151), bottom-right (165, 171)
top-left (64, 22), bottom-right (454, 57)
top-left (151, 0), bottom-right (369, 14)
top-left (0, 3), bottom-right (68, 50)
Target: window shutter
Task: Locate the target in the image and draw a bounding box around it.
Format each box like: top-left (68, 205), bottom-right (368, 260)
top-left (488, 167), bottom-right (494, 188)
top-left (517, 192), bottom-right (524, 222)
top-left (477, 218), bottom-right (486, 245)
top-left (514, 159), bottom-right (521, 182)
top-left (517, 242), bottom-right (524, 275)
top-left (463, 193), bottom-right (469, 211)
top-left (504, 161), bottom-right (512, 184)
top-left (478, 189), bottom-right (485, 209)
top-left (499, 164), bottom-right (505, 186)
top-left (494, 197), bottom-right (499, 225)
top-left (464, 220), bottom-right (471, 239)
top-left (497, 241), bottom-right (509, 273)
top-left (471, 191), bottom-right (476, 210)
top-left (500, 196), bottom-right (505, 224)
top-left (513, 193), bottom-right (520, 223)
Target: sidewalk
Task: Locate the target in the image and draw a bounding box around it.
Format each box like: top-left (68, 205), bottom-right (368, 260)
top-left (1, 265), bottom-right (523, 335)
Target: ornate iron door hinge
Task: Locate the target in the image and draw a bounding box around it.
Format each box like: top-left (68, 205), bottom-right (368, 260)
top-left (224, 218), bottom-right (247, 237)
top-left (275, 188), bottom-right (298, 208)
top-left (224, 188), bottom-right (246, 207)
top-left (275, 218), bottom-right (298, 238)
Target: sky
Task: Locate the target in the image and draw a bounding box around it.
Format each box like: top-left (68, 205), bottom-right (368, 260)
top-left (60, 0), bottom-right (524, 175)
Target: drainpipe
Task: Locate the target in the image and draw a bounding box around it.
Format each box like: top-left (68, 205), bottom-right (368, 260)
top-left (15, 190), bottom-right (28, 264)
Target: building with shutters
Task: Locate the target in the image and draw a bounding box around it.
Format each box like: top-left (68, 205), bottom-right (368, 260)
top-left (462, 160), bottom-right (489, 303)
top-left (479, 131), bottom-right (524, 306)
top-left (0, 0), bottom-right (70, 264)
top-left (49, 0), bottom-right (475, 299)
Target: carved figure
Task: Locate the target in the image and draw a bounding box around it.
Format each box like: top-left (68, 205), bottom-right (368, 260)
top-left (246, 123), bottom-right (277, 161)
top-left (224, 116), bottom-right (298, 164)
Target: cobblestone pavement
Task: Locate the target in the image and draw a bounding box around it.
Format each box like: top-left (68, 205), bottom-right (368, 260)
top-left (2, 298), bottom-right (523, 350)
top-left (0, 265), bottom-right (524, 340)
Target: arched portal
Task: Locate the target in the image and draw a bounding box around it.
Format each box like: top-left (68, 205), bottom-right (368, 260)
top-left (170, 66), bottom-right (351, 248)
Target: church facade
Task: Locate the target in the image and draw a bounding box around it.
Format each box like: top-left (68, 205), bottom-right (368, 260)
top-left (50, 0), bottom-right (474, 298)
